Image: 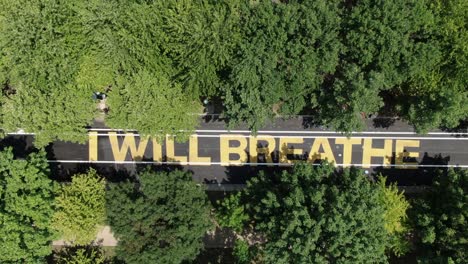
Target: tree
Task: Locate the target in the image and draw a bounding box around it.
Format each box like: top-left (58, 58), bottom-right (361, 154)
top-left (377, 176), bottom-right (411, 256)
top-left (318, 0), bottom-right (435, 132)
top-left (318, 63), bottom-right (384, 132)
top-left (105, 71), bottom-right (201, 142)
top-left (52, 169), bottom-right (106, 245)
top-left (412, 168), bottom-right (467, 263)
top-left (79, 1), bottom-right (203, 140)
top-left (223, 0), bottom-right (341, 131)
top-left (399, 0), bottom-right (468, 132)
top-left (0, 0), bottom-right (96, 147)
top-left (82, 0), bottom-right (170, 79)
top-left (0, 147), bottom-right (56, 263)
top-left (106, 169), bottom-right (213, 264)
top-left (160, 0), bottom-right (241, 97)
top-left (241, 162), bottom-right (388, 263)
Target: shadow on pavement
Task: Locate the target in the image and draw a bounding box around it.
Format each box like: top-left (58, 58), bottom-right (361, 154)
top-left (372, 117), bottom-right (397, 129)
top-left (48, 151), bottom-right (189, 183)
top-left (216, 148), bottom-right (297, 185)
top-left (372, 152), bottom-right (450, 186)
top-left (210, 151), bottom-right (453, 187)
top-left (301, 116), bottom-right (323, 129)
top-left (0, 135), bottom-right (36, 158)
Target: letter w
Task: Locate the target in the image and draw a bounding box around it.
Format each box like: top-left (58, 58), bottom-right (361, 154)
top-left (109, 132), bottom-right (148, 161)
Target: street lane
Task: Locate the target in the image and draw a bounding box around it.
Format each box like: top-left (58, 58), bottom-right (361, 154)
top-left (2, 117), bottom-right (467, 186)
top-left (55, 130), bottom-right (468, 185)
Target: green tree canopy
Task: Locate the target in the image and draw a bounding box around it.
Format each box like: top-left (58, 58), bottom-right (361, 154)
top-left (2, 0), bottom-right (466, 144)
top-left (52, 169), bottom-right (106, 245)
top-left (54, 245), bottom-right (107, 264)
top-left (215, 191), bottom-right (248, 233)
top-left (241, 163), bottom-right (388, 263)
top-left (80, 0), bottom-right (203, 139)
top-left (0, 147), bottom-right (56, 263)
top-left (160, 0), bottom-right (241, 97)
top-left (80, 0), bottom-right (170, 79)
top-left (105, 71), bottom-right (201, 142)
top-left (223, 0), bottom-right (341, 131)
top-left (106, 169), bottom-right (213, 264)
top-left (412, 168), bottom-right (467, 263)
top-left (399, 0), bottom-right (468, 132)
top-left (318, 0), bottom-right (435, 132)
top-left (0, 0), bottom-right (96, 147)
top-left (377, 176), bottom-right (411, 256)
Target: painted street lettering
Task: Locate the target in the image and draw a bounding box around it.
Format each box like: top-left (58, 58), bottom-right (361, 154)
top-left (90, 133), bottom-right (423, 169)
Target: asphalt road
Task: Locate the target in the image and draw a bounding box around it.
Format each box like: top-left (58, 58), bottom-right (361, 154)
top-left (3, 117), bottom-right (467, 186)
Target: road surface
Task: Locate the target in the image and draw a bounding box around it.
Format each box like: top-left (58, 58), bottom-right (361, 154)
top-left (2, 117), bottom-right (467, 186)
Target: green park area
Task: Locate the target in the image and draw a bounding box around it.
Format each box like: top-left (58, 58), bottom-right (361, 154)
top-left (0, 0), bottom-right (467, 263)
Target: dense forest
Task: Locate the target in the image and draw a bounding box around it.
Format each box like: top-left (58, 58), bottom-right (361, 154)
top-left (1, 0), bottom-right (466, 146)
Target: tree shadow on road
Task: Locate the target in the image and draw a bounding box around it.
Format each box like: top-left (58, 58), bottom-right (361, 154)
top-left (372, 152), bottom-right (451, 186)
top-left (372, 117), bottom-right (397, 129)
top-left (0, 135), bottom-right (36, 158)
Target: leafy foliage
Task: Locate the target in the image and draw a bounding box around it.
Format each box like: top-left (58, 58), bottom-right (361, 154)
top-left (412, 168), bottom-right (467, 263)
top-left (160, 0), bottom-right (241, 97)
top-left (223, 0), bottom-right (341, 131)
top-left (0, 147), bottom-right (56, 263)
top-left (319, 0), bottom-right (435, 131)
top-left (377, 176), bottom-right (411, 256)
top-left (2, 84), bottom-right (96, 147)
top-left (0, 0), bottom-right (96, 146)
top-left (80, 0), bottom-right (169, 80)
top-left (106, 169), bottom-right (213, 264)
top-left (400, 0), bottom-right (468, 132)
top-left (232, 239), bottom-right (251, 264)
top-left (242, 162), bottom-right (388, 263)
top-left (54, 245), bottom-right (107, 264)
top-left (1, 0), bottom-right (466, 143)
top-left (81, 1), bottom-right (203, 139)
top-left (52, 169), bottom-right (106, 245)
top-left (105, 71), bottom-right (201, 142)
top-left (215, 192), bottom-right (248, 232)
